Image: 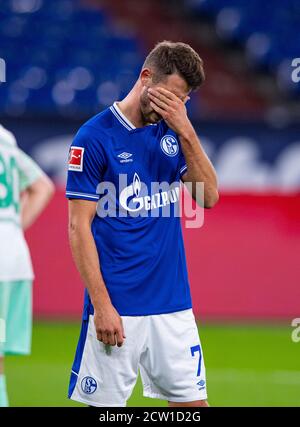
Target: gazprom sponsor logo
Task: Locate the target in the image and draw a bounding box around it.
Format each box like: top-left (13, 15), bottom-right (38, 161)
top-left (119, 173), bottom-right (180, 214)
top-left (95, 173), bottom-right (204, 227)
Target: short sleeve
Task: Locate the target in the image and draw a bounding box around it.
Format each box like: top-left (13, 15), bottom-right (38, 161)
top-left (66, 126), bottom-right (106, 201)
top-left (17, 149), bottom-right (45, 192)
top-left (178, 146), bottom-right (187, 178)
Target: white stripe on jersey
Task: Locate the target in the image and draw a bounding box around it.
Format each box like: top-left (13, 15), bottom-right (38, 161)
top-left (66, 191), bottom-right (99, 200)
top-left (110, 106), bottom-right (132, 131)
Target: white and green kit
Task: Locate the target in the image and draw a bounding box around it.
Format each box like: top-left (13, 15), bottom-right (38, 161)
top-left (0, 124), bottom-right (44, 355)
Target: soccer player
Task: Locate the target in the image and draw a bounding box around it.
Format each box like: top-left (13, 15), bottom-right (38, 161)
top-left (66, 41), bottom-right (218, 407)
top-left (0, 124), bottom-right (54, 406)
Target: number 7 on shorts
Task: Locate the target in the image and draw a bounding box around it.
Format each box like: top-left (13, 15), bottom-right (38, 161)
top-left (190, 344), bottom-right (202, 377)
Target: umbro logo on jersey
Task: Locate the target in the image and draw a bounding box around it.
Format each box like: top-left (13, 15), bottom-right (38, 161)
top-left (118, 152), bottom-right (132, 159)
top-left (117, 152), bottom-right (133, 163)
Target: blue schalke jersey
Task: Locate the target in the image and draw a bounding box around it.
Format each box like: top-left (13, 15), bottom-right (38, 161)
top-left (66, 102), bottom-right (192, 316)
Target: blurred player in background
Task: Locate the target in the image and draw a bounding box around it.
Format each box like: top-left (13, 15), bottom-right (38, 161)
top-left (66, 41), bottom-right (218, 407)
top-left (0, 125), bottom-right (54, 406)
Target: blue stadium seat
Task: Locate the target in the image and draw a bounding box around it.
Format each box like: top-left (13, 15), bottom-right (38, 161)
top-left (186, 0), bottom-right (300, 96)
top-left (0, 0), bottom-right (145, 116)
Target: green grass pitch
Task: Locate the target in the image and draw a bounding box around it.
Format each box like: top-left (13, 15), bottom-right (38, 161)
top-left (5, 321), bottom-right (300, 407)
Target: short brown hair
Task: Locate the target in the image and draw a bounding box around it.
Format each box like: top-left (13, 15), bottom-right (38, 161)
top-left (143, 41), bottom-right (205, 90)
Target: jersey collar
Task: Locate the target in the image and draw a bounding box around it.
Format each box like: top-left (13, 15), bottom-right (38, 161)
top-left (110, 102), bottom-right (136, 131)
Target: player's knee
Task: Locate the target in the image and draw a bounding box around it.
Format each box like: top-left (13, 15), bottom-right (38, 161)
top-left (198, 399), bottom-right (209, 407)
top-left (168, 399), bottom-right (209, 407)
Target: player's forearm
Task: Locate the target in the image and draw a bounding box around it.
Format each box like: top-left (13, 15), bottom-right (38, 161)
top-left (68, 222), bottom-right (112, 311)
top-left (179, 127), bottom-right (219, 208)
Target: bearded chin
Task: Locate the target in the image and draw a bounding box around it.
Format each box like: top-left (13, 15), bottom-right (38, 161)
top-left (140, 92), bottom-right (161, 124)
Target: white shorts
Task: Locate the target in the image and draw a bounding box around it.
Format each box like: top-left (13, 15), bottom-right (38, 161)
top-left (68, 309), bottom-right (207, 407)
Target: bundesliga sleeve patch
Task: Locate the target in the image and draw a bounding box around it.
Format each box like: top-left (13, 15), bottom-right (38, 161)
top-left (68, 146), bottom-right (84, 172)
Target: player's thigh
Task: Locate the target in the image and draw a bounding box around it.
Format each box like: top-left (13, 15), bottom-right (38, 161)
top-left (0, 280), bottom-right (32, 355)
top-left (69, 314), bottom-right (146, 406)
top-left (140, 309), bottom-right (207, 403)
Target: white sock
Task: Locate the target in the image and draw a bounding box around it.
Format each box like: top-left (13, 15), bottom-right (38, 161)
top-left (0, 374), bottom-right (9, 407)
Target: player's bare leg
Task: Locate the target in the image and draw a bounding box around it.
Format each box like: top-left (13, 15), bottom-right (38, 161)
top-left (168, 399), bottom-right (209, 407)
top-left (0, 356), bottom-right (9, 407)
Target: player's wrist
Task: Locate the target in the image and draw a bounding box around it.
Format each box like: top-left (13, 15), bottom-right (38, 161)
top-left (91, 290), bottom-right (112, 313)
top-left (178, 123), bottom-right (196, 141)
